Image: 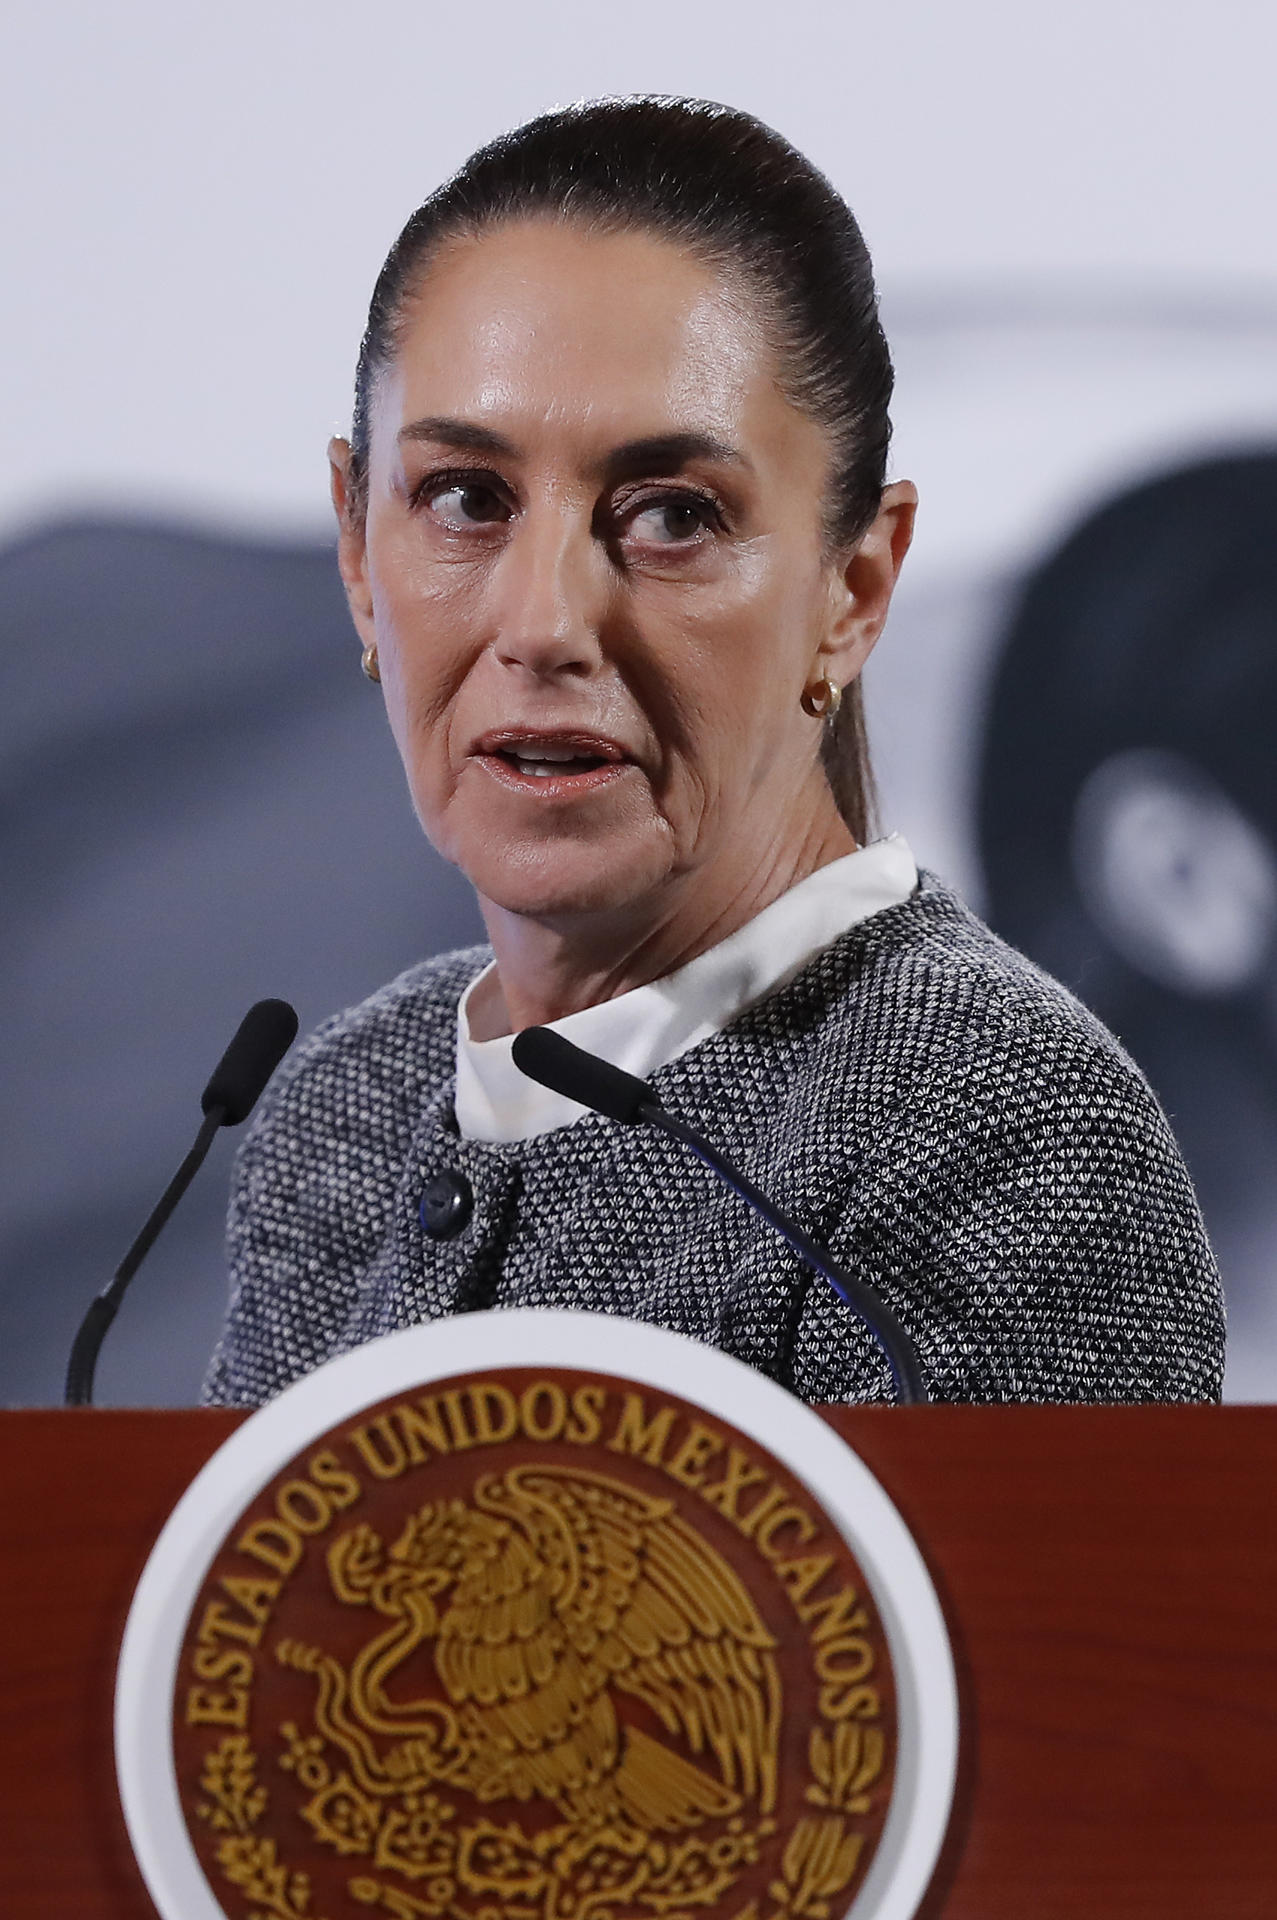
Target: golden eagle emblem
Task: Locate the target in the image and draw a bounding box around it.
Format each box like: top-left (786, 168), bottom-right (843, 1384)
top-left (277, 1465), bottom-right (780, 1884)
top-left (178, 1385), bottom-right (896, 1920)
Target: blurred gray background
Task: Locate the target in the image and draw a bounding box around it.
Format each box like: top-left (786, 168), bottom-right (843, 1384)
top-left (3, 0), bottom-right (1275, 1403)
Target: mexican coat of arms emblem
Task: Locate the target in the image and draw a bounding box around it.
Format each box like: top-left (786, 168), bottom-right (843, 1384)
top-left (170, 1365), bottom-right (898, 1920)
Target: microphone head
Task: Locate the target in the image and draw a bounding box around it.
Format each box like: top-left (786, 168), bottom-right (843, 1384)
top-left (201, 998), bottom-right (299, 1125)
top-left (511, 1026), bottom-right (653, 1125)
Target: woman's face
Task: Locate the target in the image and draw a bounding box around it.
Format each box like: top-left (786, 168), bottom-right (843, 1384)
top-left (334, 220), bottom-right (908, 931)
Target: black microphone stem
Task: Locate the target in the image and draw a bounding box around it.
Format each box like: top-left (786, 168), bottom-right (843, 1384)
top-left (64, 1104), bottom-right (226, 1407)
top-left (640, 1100), bottom-right (928, 1407)
top-left (63, 997), bottom-right (297, 1407)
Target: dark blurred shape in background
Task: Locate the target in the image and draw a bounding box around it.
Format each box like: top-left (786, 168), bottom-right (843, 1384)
top-left (979, 451), bottom-right (1277, 1399)
top-left (0, 519), bottom-right (483, 1406)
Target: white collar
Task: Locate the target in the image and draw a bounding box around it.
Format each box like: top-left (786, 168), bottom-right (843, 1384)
top-left (454, 834), bottom-right (917, 1143)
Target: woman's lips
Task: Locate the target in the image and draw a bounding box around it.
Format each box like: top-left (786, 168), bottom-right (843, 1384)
top-left (470, 729), bottom-right (636, 800)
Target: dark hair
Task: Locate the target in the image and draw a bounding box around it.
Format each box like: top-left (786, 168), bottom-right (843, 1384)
top-left (346, 96), bottom-right (895, 841)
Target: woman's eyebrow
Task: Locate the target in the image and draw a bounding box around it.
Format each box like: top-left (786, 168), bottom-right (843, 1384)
top-left (601, 432), bottom-right (749, 480)
top-left (395, 419), bottom-right (750, 477)
top-left (398, 417), bottom-right (521, 457)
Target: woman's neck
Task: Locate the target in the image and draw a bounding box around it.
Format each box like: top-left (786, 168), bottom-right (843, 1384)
top-left (468, 804), bottom-right (858, 1041)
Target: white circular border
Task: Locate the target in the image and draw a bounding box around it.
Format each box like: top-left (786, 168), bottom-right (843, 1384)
top-left (117, 1312), bottom-right (958, 1920)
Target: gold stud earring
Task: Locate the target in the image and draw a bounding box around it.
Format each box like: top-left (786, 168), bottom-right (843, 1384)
top-left (801, 676), bottom-right (842, 720)
top-left (360, 643), bottom-right (381, 684)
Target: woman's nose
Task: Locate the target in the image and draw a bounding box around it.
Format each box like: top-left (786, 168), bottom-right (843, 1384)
top-left (490, 510), bottom-right (608, 679)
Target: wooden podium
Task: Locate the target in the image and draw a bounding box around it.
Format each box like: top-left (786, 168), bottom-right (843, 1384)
top-left (2, 1404), bottom-right (1274, 1918)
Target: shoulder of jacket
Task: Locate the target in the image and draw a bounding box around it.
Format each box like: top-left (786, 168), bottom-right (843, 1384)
top-left (259, 944), bottom-right (491, 1119)
top-left (863, 872), bottom-right (1122, 1031)
top-left (808, 870), bottom-right (1163, 1117)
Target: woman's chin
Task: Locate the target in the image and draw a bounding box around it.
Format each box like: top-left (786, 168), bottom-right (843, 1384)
top-left (459, 833), bottom-right (675, 924)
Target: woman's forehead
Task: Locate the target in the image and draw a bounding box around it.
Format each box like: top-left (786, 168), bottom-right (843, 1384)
top-left (371, 221), bottom-right (821, 473)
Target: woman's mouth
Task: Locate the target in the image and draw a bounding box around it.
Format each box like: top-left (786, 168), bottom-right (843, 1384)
top-left (501, 745), bottom-right (608, 777)
top-left (472, 731), bottom-right (633, 797)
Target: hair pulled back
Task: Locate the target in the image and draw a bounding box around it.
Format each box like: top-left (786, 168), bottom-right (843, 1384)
top-left (348, 96), bottom-right (895, 841)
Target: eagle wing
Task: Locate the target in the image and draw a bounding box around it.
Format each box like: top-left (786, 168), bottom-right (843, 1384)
top-left (431, 1488), bottom-right (620, 1809)
top-left (460, 1464), bottom-right (782, 1821)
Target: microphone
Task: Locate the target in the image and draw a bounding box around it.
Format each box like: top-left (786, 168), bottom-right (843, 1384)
top-left (64, 999), bottom-right (299, 1407)
top-left (511, 1025), bottom-right (928, 1406)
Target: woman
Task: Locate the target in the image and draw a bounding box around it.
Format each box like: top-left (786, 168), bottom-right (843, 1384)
top-left (205, 98), bottom-right (1223, 1408)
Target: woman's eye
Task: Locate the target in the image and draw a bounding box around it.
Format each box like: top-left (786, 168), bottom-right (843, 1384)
top-left (627, 497), bottom-right (713, 544)
top-left (423, 481), bottom-right (510, 527)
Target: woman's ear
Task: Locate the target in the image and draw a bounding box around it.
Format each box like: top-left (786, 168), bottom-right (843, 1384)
top-left (821, 480), bottom-right (918, 686)
top-left (328, 437), bottom-right (376, 640)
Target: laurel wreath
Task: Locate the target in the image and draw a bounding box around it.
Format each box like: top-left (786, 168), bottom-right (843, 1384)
top-left (195, 1699), bottom-right (886, 1920)
top-left (196, 1733), bottom-right (321, 1920)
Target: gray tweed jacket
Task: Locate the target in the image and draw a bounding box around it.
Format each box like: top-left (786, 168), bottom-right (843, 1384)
top-left (204, 875), bottom-right (1224, 1408)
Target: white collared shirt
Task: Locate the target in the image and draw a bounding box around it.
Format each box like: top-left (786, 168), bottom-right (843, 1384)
top-left (454, 834), bottom-right (917, 1142)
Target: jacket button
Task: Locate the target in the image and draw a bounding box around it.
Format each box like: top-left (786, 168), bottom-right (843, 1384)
top-left (419, 1171), bottom-right (473, 1239)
